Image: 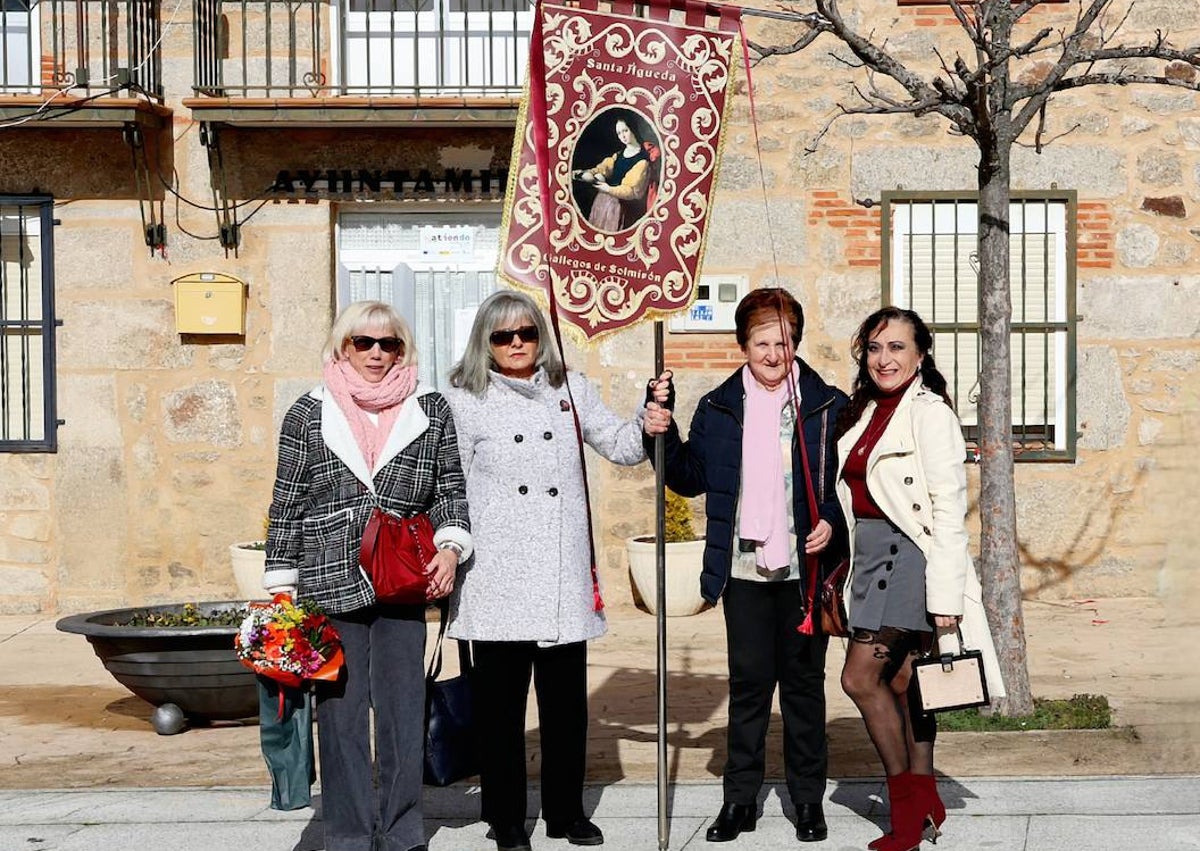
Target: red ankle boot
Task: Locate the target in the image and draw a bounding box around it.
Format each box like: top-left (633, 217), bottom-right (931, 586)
top-left (873, 772), bottom-right (926, 851)
top-left (912, 773), bottom-right (945, 843)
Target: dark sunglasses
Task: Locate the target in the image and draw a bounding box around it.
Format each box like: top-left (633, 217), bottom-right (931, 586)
top-left (489, 325), bottom-right (539, 347)
top-left (349, 335), bottom-right (402, 354)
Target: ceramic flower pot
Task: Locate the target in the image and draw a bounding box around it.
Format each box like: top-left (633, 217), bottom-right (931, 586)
top-left (230, 542), bottom-right (270, 600)
top-left (625, 536), bottom-right (707, 617)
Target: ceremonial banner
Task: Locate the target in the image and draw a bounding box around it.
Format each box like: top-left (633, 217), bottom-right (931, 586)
top-left (499, 0), bottom-right (742, 341)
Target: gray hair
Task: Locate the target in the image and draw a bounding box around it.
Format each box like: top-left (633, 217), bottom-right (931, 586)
top-left (448, 289), bottom-right (565, 395)
top-left (321, 300), bottom-right (417, 368)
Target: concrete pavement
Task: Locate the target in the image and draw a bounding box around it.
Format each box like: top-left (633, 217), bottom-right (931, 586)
top-left (2, 776), bottom-right (1199, 851)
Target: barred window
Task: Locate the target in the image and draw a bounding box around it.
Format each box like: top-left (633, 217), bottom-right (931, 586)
top-left (336, 209), bottom-right (500, 389)
top-left (0, 197), bottom-right (58, 452)
top-left (882, 191), bottom-right (1077, 461)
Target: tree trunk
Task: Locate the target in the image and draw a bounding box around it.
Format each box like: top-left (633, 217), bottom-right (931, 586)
top-left (975, 127), bottom-right (1034, 716)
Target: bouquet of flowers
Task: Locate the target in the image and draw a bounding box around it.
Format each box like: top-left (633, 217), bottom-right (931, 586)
top-left (235, 593), bottom-right (343, 688)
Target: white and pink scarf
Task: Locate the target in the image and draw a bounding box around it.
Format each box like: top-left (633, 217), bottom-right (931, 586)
top-left (322, 359), bottom-right (417, 470)
top-left (739, 363), bottom-right (800, 571)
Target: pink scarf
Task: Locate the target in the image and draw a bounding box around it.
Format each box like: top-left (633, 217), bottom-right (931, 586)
top-left (739, 363), bottom-right (800, 571)
top-left (322, 359), bottom-right (417, 471)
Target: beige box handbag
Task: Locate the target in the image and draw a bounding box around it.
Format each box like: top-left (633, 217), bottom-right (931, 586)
top-left (911, 627), bottom-right (990, 714)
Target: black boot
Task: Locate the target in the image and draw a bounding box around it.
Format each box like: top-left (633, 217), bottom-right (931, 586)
top-left (546, 817), bottom-right (604, 846)
top-left (795, 802), bottom-right (828, 842)
top-left (705, 802), bottom-right (757, 842)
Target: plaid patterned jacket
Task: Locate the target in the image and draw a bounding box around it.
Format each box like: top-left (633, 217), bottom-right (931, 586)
top-left (263, 385), bottom-right (471, 614)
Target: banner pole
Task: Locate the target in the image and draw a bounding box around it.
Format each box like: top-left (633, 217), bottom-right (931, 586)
top-left (654, 320), bottom-right (669, 849)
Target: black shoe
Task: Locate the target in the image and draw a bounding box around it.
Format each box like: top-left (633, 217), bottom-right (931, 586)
top-left (795, 802), bottom-right (828, 842)
top-left (546, 817), bottom-right (605, 846)
top-left (487, 823), bottom-right (532, 851)
top-left (705, 802), bottom-right (756, 842)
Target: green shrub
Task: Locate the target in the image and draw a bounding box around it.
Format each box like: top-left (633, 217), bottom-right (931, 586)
top-left (665, 488), bottom-right (698, 543)
top-left (937, 693), bottom-right (1112, 732)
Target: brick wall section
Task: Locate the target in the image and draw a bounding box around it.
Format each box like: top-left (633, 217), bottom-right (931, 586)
top-left (663, 335), bottom-right (742, 372)
top-left (807, 190), bottom-right (882, 268)
top-left (898, 2), bottom-right (1066, 26)
top-left (1077, 201), bottom-right (1115, 269)
top-left (899, 4), bottom-right (961, 27)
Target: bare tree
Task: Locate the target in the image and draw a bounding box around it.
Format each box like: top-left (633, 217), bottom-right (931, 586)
top-left (749, 0), bottom-right (1200, 714)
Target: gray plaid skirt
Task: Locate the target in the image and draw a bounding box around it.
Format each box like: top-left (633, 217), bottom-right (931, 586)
top-left (848, 518), bottom-right (932, 633)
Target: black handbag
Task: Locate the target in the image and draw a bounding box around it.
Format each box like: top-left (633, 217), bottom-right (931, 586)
top-left (424, 600), bottom-right (478, 786)
top-left (911, 627), bottom-right (990, 714)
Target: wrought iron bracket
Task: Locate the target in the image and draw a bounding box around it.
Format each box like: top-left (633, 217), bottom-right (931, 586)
top-left (122, 121), bottom-right (167, 254)
top-left (199, 121), bottom-right (242, 255)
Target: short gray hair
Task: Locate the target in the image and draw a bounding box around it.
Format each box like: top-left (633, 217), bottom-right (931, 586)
top-left (321, 301), bottom-right (417, 368)
top-left (448, 289), bottom-right (565, 395)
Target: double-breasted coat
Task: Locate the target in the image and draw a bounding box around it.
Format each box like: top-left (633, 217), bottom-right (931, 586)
top-left (264, 384), bottom-right (473, 615)
top-left (444, 369), bottom-right (646, 646)
top-left (835, 380), bottom-right (1006, 698)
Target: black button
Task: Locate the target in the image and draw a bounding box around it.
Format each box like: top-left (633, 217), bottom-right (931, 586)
top-left (889, 544), bottom-right (899, 555)
top-left (904, 476), bottom-right (914, 485)
top-left (877, 579), bottom-right (887, 590)
top-left (544, 431), bottom-right (553, 440)
top-left (548, 487), bottom-right (559, 497)
top-left (922, 526), bottom-right (931, 536)
top-left (518, 485), bottom-right (528, 495)
top-left (912, 503), bottom-right (922, 511)
top-left (514, 434), bottom-right (524, 443)
top-left (885, 561), bottom-right (893, 571)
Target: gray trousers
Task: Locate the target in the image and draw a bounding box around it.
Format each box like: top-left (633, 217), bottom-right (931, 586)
top-left (318, 604), bottom-right (427, 851)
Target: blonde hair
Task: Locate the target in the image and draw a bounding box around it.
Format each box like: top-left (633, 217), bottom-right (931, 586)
top-left (321, 301), bottom-right (417, 368)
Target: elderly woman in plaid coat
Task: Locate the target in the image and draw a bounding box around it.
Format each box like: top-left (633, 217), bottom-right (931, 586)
top-left (264, 300), bottom-right (472, 851)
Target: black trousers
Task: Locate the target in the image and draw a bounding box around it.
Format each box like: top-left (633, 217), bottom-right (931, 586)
top-left (722, 578), bottom-right (829, 806)
top-left (471, 639), bottom-right (589, 829)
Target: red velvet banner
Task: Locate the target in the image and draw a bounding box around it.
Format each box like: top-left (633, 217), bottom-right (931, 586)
top-left (499, 0), bottom-right (742, 341)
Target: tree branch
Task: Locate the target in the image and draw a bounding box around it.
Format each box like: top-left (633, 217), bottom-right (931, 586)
top-left (1052, 72), bottom-right (1200, 93)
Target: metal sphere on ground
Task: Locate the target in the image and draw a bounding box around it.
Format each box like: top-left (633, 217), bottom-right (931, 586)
top-left (151, 703), bottom-right (188, 735)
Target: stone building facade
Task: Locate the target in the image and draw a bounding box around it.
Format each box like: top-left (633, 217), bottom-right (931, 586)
top-left (0, 1), bottom-right (1196, 615)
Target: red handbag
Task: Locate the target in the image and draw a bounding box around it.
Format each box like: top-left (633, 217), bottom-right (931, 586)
top-left (359, 508), bottom-right (437, 605)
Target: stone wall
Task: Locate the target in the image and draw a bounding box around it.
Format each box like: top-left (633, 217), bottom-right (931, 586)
top-left (1, 2), bottom-right (1198, 613)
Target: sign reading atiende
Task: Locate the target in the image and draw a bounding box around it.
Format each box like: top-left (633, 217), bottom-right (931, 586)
top-left (270, 168), bottom-right (509, 198)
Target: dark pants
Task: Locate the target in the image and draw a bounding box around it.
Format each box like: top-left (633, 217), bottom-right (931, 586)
top-left (471, 640), bottom-right (589, 830)
top-left (317, 604), bottom-right (427, 851)
top-left (722, 578), bottom-right (829, 806)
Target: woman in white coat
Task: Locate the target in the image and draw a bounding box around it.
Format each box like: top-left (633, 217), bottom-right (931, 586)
top-left (444, 289), bottom-right (648, 851)
top-left (834, 307), bottom-right (1004, 851)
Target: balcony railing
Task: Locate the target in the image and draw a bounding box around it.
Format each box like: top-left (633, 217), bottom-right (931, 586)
top-left (192, 0), bottom-right (531, 98)
top-left (0, 0), bottom-right (162, 99)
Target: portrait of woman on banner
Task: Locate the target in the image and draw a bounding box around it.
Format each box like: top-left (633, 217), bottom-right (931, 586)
top-left (571, 109), bottom-right (661, 233)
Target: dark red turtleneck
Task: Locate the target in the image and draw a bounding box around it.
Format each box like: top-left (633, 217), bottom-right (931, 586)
top-left (841, 375), bottom-right (918, 520)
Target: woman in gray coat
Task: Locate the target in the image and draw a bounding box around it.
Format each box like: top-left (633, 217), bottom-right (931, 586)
top-left (444, 289), bottom-right (647, 851)
top-left (265, 301), bottom-right (472, 851)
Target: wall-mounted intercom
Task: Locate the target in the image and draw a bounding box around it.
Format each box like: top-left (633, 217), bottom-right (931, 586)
top-left (668, 274), bottom-right (749, 333)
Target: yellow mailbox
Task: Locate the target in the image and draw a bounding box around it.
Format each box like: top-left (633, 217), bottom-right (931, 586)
top-left (173, 273), bottom-right (247, 334)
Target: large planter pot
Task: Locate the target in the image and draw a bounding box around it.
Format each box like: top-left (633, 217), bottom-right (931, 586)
top-left (230, 541), bottom-right (270, 600)
top-left (56, 601), bottom-right (258, 725)
top-left (625, 536), bottom-right (707, 617)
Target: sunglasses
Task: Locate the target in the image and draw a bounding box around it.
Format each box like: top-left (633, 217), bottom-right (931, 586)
top-left (489, 325), bottom-right (539, 347)
top-left (349, 335), bottom-right (402, 354)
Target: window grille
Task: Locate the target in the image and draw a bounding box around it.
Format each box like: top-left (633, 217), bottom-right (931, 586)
top-left (882, 191), bottom-right (1077, 461)
top-left (336, 210), bottom-right (501, 389)
top-left (0, 196), bottom-right (58, 452)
